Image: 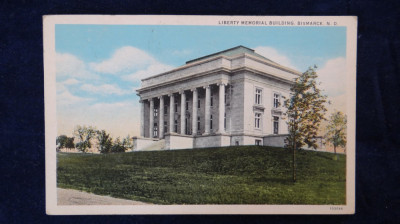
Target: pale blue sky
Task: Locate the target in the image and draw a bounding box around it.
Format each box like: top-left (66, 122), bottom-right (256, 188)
top-left (55, 25), bottom-right (347, 137)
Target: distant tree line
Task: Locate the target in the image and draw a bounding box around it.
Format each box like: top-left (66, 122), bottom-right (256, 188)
top-left (56, 125), bottom-right (133, 153)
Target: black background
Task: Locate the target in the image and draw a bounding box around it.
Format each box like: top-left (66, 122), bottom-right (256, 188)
top-left (1, 0), bottom-right (399, 223)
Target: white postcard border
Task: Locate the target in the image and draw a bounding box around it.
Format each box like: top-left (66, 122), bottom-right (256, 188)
top-left (44, 15), bottom-right (357, 215)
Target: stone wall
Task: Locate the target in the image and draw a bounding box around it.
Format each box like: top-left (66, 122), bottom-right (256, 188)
top-left (263, 134), bottom-right (288, 147)
top-left (133, 137), bottom-right (158, 151)
top-left (165, 134), bottom-right (193, 150)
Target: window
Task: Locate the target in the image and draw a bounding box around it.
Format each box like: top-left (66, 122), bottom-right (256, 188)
top-left (174, 120), bottom-right (178, 132)
top-left (153, 123), bottom-right (158, 137)
top-left (273, 93), bottom-right (280, 108)
top-left (154, 108), bottom-right (158, 117)
top-left (185, 117), bottom-right (188, 135)
top-left (255, 113), bottom-right (261, 128)
top-left (224, 90), bottom-right (227, 105)
top-left (164, 105), bottom-right (167, 115)
top-left (210, 115), bottom-right (213, 130)
top-left (255, 139), bottom-right (262, 146)
top-left (174, 102), bottom-right (178, 113)
top-left (197, 116), bottom-right (200, 132)
top-left (255, 88), bottom-right (262, 105)
top-left (186, 100), bottom-right (189, 111)
top-left (224, 113), bottom-right (226, 129)
top-left (210, 91), bottom-right (214, 107)
top-left (198, 99), bottom-right (201, 109)
top-left (273, 116), bottom-right (279, 134)
top-left (164, 121), bottom-right (167, 133)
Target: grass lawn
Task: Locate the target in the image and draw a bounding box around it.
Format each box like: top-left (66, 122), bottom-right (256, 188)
top-left (57, 146), bottom-right (346, 205)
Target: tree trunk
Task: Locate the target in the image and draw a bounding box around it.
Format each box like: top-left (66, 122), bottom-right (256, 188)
top-left (293, 137), bottom-right (296, 183)
top-left (334, 145), bottom-right (338, 160)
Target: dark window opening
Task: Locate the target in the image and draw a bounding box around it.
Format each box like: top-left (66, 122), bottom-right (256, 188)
top-left (153, 123), bottom-right (158, 137)
top-left (273, 116), bottom-right (279, 134)
top-left (174, 120), bottom-right (178, 132)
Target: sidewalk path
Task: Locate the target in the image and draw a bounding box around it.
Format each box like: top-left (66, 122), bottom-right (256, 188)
top-left (57, 188), bottom-right (150, 205)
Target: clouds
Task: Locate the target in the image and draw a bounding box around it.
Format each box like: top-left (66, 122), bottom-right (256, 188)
top-left (90, 46), bottom-right (156, 74)
top-left (80, 84), bottom-right (133, 95)
top-left (317, 57), bottom-right (346, 97)
top-left (56, 53), bottom-right (98, 80)
top-left (254, 46), bottom-right (298, 70)
top-left (122, 63), bottom-right (174, 81)
top-left (56, 46), bottom-right (172, 137)
top-left (57, 89), bottom-right (92, 105)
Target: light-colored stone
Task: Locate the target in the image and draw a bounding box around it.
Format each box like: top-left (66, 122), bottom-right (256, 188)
top-left (136, 46), bottom-right (323, 150)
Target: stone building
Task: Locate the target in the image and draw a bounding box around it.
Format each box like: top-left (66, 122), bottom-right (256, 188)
top-left (134, 46), bottom-right (303, 150)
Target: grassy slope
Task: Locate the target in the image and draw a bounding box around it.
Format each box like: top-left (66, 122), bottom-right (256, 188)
top-left (57, 146), bottom-right (346, 205)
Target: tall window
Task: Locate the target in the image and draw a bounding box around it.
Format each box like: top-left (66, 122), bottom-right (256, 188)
top-left (198, 99), bottom-right (201, 109)
top-left (197, 116), bottom-right (200, 132)
top-left (210, 91), bottom-right (214, 106)
top-left (273, 93), bottom-right (280, 108)
top-left (255, 88), bottom-right (262, 105)
top-left (164, 105), bottom-right (168, 115)
top-left (174, 120), bottom-right (178, 132)
top-left (210, 115), bottom-right (213, 130)
top-left (224, 89), bottom-right (227, 105)
top-left (164, 121), bottom-right (167, 133)
top-left (185, 117), bottom-right (188, 135)
top-left (154, 108), bottom-right (158, 117)
top-left (224, 113), bottom-right (226, 129)
top-left (186, 100), bottom-right (189, 111)
top-left (174, 102), bottom-right (178, 113)
top-left (273, 116), bottom-right (279, 134)
top-left (255, 113), bottom-right (261, 128)
top-left (153, 123), bottom-right (158, 137)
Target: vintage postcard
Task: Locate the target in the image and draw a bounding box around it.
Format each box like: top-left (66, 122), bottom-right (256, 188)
top-left (44, 15), bottom-right (357, 214)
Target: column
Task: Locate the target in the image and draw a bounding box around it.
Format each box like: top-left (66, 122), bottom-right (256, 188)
top-left (180, 90), bottom-right (186, 135)
top-left (140, 100), bottom-right (145, 137)
top-left (217, 83), bottom-right (226, 134)
top-left (192, 88), bottom-right (198, 136)
top-left (204, 85), bottom-right (211, 135)
top-left (169, 94), bottom-right (175, 133)
top-left (159, 96), bottom-right (164, 138)
top-left (149, 98), bottom-right (154, 138)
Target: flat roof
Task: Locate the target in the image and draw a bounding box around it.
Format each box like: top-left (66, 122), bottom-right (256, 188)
top-left (185, 45), bottom-right (276, 64)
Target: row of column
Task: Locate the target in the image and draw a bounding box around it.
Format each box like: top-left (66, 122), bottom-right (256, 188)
top-left (140, 83), bottom-right (226, 138)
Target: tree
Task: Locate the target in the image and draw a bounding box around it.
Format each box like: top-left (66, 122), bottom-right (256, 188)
top-left (96, 130), bottom-right (113, 154)
top-left (65, 137), bottom-right (75, 151)
top-left (74, 125), bottom-right (96, 153)
top-left (111, 137), bottom-right (126, 153)
top-left (325, 111), bottom-right (347, 160)
top-left (56, 135), bottom-right (68, 151)
top-left (284, 66), bottom-right (328, 182)
top-left (122, 135), bottom-right (134, 152)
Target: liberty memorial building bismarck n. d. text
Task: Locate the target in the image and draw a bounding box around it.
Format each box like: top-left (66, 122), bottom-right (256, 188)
top-left (134, 46), bottom-right (301, 151)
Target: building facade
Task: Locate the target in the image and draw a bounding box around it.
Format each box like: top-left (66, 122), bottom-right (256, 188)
top-left (135, 46), bottom-right (302, 150)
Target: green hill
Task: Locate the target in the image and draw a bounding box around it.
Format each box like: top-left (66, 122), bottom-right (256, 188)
top-left (57, 146), bottom-right (346, 204)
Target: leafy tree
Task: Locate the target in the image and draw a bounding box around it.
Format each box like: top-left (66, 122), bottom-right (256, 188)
top-left (122, 135), bottom-right (134, 152)
top-left (284, 66), bottom-right (328, 182)
top-left (65, 137), bottom-right (75, 151)
top-left (56, 135), bottom-right (68, 151)
top-left (325, 111), bottom-right (347, 160)
top-left (111, 137), bottom-right (126, 153)
top-left (74, 125), bottom-right (96, 153)
top-left (96, 130), bottom-right (113, 154)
